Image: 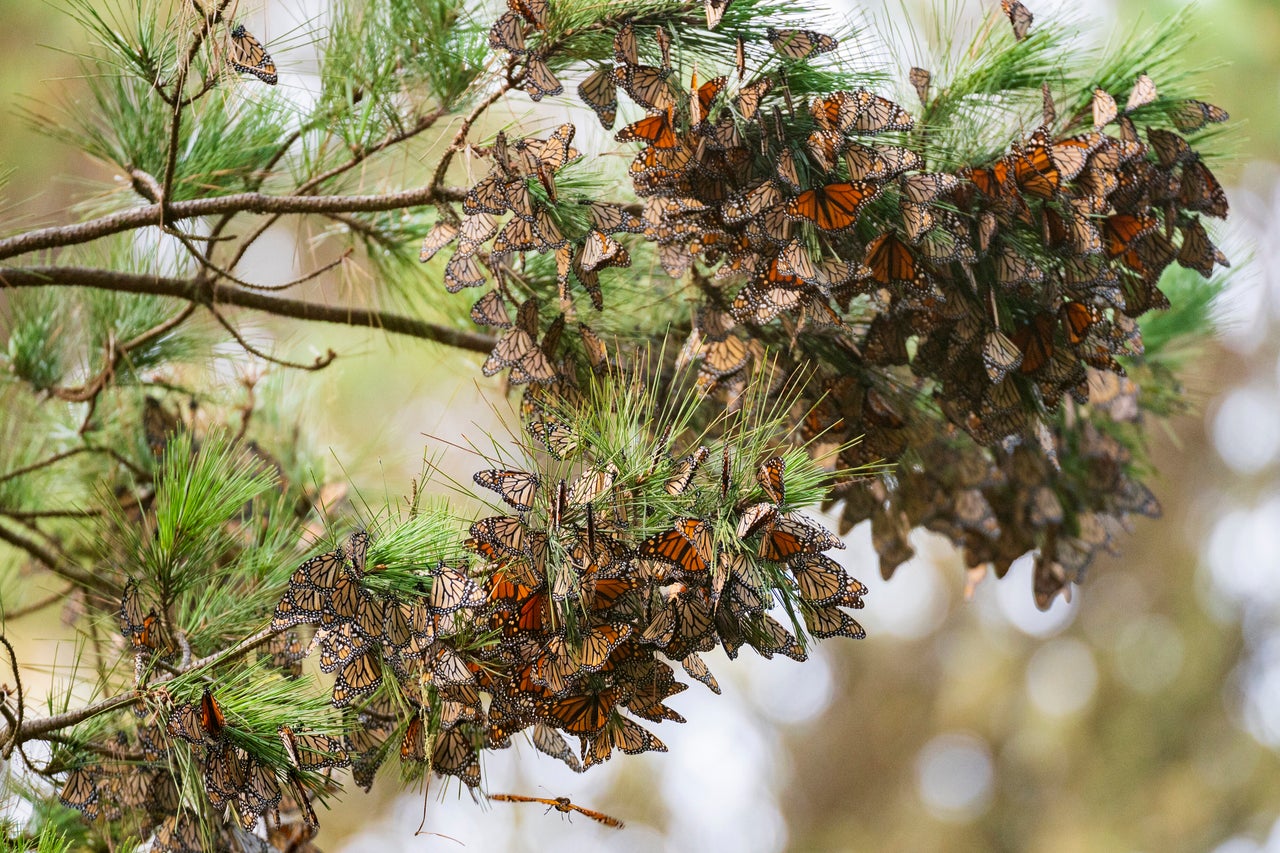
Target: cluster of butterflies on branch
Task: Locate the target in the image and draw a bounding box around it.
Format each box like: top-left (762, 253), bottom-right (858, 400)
top-left (56, 587), bottom-right (341, 851)
top-left (59, 435), bottom-right (866, 844)
top-left (422, 0), bottom-right (1228, 609)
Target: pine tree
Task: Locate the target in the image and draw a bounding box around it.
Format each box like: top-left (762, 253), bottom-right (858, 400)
top-left (0, 0), bottom-right (1230, 848)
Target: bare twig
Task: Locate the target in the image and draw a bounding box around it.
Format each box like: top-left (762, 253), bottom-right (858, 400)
top-left (207, 305), bottom-right (338, 371)
top-left (0, 635), bottom-right (23, 759)
top-left (0, 523), bottom-right (119, 598)
top-left (0, 266), bottom-right (497, 354)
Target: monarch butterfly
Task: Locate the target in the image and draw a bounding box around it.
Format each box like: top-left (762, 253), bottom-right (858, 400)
top-left (735, 77), bottom-right (772, 121)
top-left (625, 663), bottom-right (690, 723)
top-left (1171, 99), bottom-right (1229, 133)
top-left (767, 27), bottom-right (838, 60)
top-left (490, 793), bottom-right (625, 828)
top-left (665, 445), bottom-right (710, 495)
top-left (583, 715), bottom-right (667, 767)
top-left (430, 564), bottom-right (485, 613)
top-left (735, 36), bottom-right (747, 79)
top-left (532, 722), bottom-right (584, 772)
top-left (1146, 128), bottom-right (1193, 168)
top-left (982, 330), bottom-right (1023, 383)
top-left (994, 244), bottom-right (1043, 290)
top-left (457, 212), bottom-right (499, 254)
top-left (1124, 73), bottom-right (1158, 113)
top-left (434, 726), bottom-right (483, 788)
top-left (524, 55), bottom-right (563, 101)
top-left (567, 464), bottom-right (617, 506)
top-left (1050, 132), bottom-right (1102, 181)
top-left (900, 172), bottom-right (960, 205)
top-left (578, 229), bottom-right (629, 273)
top-left (655, 24), bottom-right (672, 70)
top-left (909, 66), bottom-right (931, 105)
top-left (578, 67), bottom-right (618, 129)
top-left (474, 469), bottom-right (541, 511)
top-left (1059, 301), bottom-right (1100, 345)
top-left (228, 24), bottom-right (278, 85)
top-left (616, 65), bottom-right (675, 112)
top-left (1179, 159), bottom-right (1229, 218)
top-left (1010, 129), bottom-right (1060, 199)
top-left (443, 252), bottom-right (487, 293)
top-left (1092, 87), bottom-right (1119, 128)
top-left (483, 328), bottom-right (557, 383)
top-left (681, 652), bottom-right (721, 694)
top-left (865, 232), bottom-right (929, 291)
top-left (703, 0), bottom-right (733, 28)
top-left (616, 110), bottom-right (679, 149)
top-left (153, 812), bottom-right (204, 852)
top-left (1176, 216), bottom-right (1229, 278)
top-left (758, 514), bottom-right (842, 562)
top-left (639, 518), bottom-right (713, 573)
top-left (318, 622), bottom-right (367, 672)
top-left (700, 335), bottom-right (750, 380)
top-left (200, 689), bottom-right (227, 740)
top-left (471, 290), bottom-right (509, 326)
top-left (204, 742), bottom-right (246, 808)
top-left (488, 11), bottom-right (527, 55)
top-left (744, 613), bottom-right (808, 661)
top-left (775, 148), bottom-right (801, 191)
top-left (757, 455), bottom-right (785, 504)
top-left (509, 0), bottom-right (548, 29)
top-left (538, 689), bottom-right (616, 734)
top-left (692, 74), bottom-right (727, 125)
top-left (785, 181), bottom-right (881, 232)
top-left (277, 726), bottom-right (350, 771)
top-left (59, 767), bottom-right (101, 818)
top-left (332, 649), bottom-right (382, 707)
top-left (420, 219), bottom-right (460, 263)
top-left (1001, 0), bottom-right (1033, 41)
top-left (613, 20), bottom-right (639, 66)
top-left (586, 202), bottom-right (644, 234)
top-left (527, 417), bottom-right (581, 459)
top-left (803, 602), bottom-right (867, 639)
top-left (847, 90), bottom-right (915, 134)
top-left (237, 756), bottom-right (282, 825)
top-left (788, 552), bottom-right (861, 605)
top-left (736, 503), bottom-right (779, 539)
top-left (844, 143), bottom-right (920, 181)
top-left (1104, 213), bottom-right (1159, 258)
top-left (1011, 313), bottom-right (1056, 373)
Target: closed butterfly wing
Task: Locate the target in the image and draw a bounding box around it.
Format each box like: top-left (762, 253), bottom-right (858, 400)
top-left (228, 24), bottom-right (277, 85)
top-left (767, 27), bottom-right (838, 60)
top-left (578, 67), bottom-right (618, 129)
top-left (524, 54), bottom-right (563, 101)
top-left (1000, 0), bottom-right (1033, 40)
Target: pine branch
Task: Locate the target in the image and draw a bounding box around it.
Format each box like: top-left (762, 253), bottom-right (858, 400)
top-left (0, 266), bottom-right (496, 354)
top-left (0, 186), bottom-right (469, 262)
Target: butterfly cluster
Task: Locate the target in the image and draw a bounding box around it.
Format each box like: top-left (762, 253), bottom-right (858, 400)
top-left (57, 591), bottom-right (340, 850)
top-left (455, 436), bottom-right (865, 778)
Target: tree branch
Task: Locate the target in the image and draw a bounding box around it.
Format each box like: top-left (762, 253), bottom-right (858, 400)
top-left (0, 185), bottom-right (468, 262)
top-left (0, 266), bottom-right (496, 354)
top-left (0, 522), bottom-right (118, 599)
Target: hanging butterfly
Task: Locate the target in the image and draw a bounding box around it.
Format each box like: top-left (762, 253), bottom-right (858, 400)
top-left (1171, 99), bottom-right (1229, 133)
top-left (524, 53), bottom-right (564, 101)
top-left (665, 445), bottom-right (710, 495)
top-left (1001, 0), bottom-right (1033, 41)
top-left (508, 0), bottom-right (548, 29)
top-left (767, 27), bottom-right (838, 61)
top-left (909, 66), bottom-right (931, 105)
top-left (474, 469), bottom-right (541, 511)
top-left (228, 24), bottom-right (278, 85)
top-left (735, 77), bottom-right (772, 122)
top-left (420, 219), bottom-right (460, 263)
top-left (489, 11), bottom-right (527, 55)
top-left (578, 67), bottom-right (618, 129)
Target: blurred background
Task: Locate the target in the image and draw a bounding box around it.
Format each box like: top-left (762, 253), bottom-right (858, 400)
top-left (1, 0), bottom-right (1278, 850)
